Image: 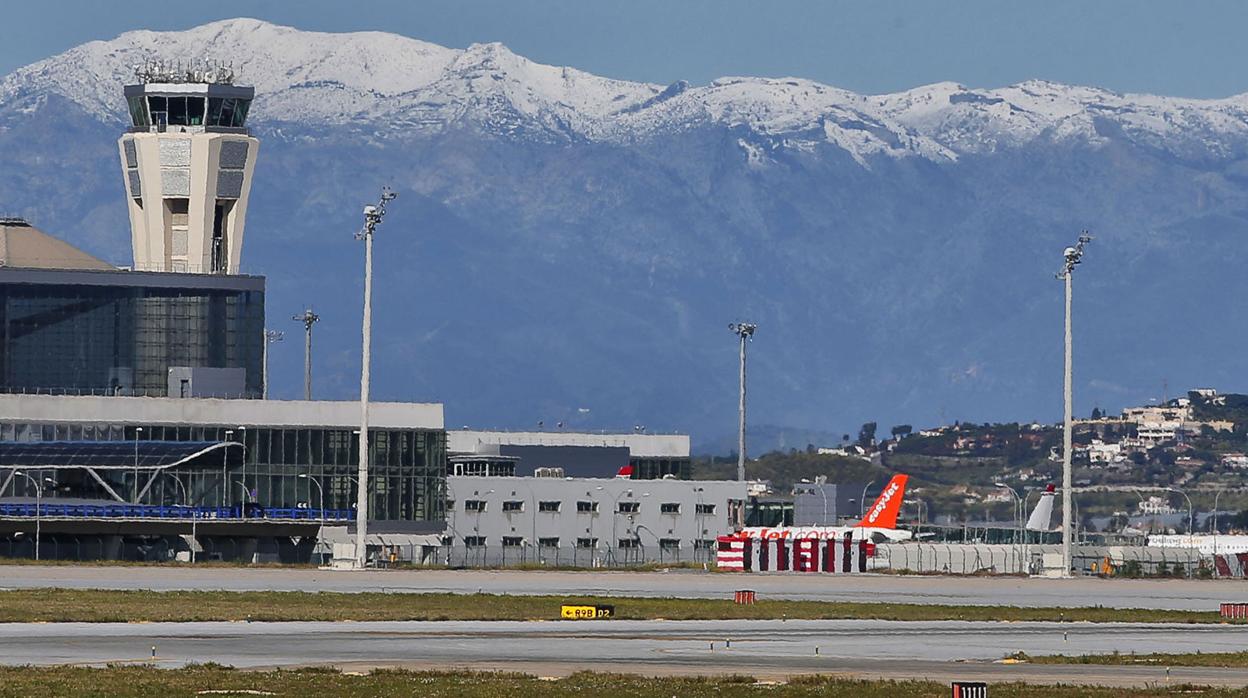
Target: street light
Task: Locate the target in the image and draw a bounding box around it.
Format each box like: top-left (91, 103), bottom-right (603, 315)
top-left (860, 480), bottom-right (875, 518)
top-left (1164, 486), bottom-right (1194, 536)
top-left (298, 473), bottom-right (325, 558)
top-left (222, 430), bottom-right (234, 508)
top-left (728, 322), bottom-right (756, 483)
top-left (292, 308), bottom-right (320, 400)
top-left (165, 473), bottom-right (195, 564)
top-left (262, 330), bottom-right (284, 399)
top-left (995, 482), bottom-right (1023, 574)
top-left (1055, 231), bottom-right (1092, 578)
top-left (133, 427), bottom-right (143, 503)
top-left (13, 471), bottom-right (53, 561)
top-left (355, 187), bottom-right (398, 569)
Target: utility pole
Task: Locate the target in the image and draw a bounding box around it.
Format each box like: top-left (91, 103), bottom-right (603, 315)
top-left (728, 323), bottom-right (756, 482)
top-left (262, 330), bottom-right (284, 399)
top-left (292, 308), bottom-right (320, 400)
top-left (355, 187), bottom-right (397, 569)
top-left (1056, 232), bottom-right (1091, 579)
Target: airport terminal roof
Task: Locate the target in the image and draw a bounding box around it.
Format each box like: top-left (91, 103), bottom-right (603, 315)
top-left (0, 440), bottom-right (240, 469)
top-left (0, 218), bottom-right (115, 271)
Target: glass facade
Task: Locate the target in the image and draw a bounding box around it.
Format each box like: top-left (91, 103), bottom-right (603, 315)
top-left (629, 456), bottom-right (690, 480)
top-left (0, 270), bottom-right (264, 397)
top-left (0, 421), bottom-right (446, 525)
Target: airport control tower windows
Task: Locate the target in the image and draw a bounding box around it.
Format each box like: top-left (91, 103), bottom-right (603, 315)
top-left (207, 98), bottom-right (251, 128)
top-left (127, 97), bottom-right (149, 128)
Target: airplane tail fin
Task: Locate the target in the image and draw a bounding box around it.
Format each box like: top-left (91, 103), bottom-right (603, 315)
top-left (855, 474), bottom-right (909, 529)
top-left (1025, 483), bottom-right (1056, 531)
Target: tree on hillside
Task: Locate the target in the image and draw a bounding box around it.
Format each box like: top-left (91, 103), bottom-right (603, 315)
top-left (891, 424), bottom-right (913, 439)
top-left (858, 422), bottom-right (877, 448)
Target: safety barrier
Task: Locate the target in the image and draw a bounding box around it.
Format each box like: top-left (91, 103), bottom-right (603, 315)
top-left (0, 502), bottom-right (354, 521)
top-left (715, 534), bottom-right (873, 573)
top-left (733, 590), bottom-right (756, 604)
top-left (1220, 603), bottom-right (1248, 619)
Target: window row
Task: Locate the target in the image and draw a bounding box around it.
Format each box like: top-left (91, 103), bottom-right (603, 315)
top-left (458, 499), bottom-right (715, 515)
top-left (128, 95), bottom-right (253, 128)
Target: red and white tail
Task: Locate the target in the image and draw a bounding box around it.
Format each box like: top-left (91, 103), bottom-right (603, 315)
top-left (854, 474), bottom-right (908, 529)
top-left (616, 464), bottom-right (634, 479)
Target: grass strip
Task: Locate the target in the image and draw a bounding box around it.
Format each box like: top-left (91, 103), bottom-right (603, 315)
top-left (0, 666), bottom-right (1233, 698)
top-left (0, 588), bottom-right (1237, 624)
top-left (1014, 650), bottom-right (1248, 667)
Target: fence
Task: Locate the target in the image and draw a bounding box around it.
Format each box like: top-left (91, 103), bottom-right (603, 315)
top-left (871, 543), bottom-right (1210, 577)
top-left (427, 543), bottom-right (717, 568)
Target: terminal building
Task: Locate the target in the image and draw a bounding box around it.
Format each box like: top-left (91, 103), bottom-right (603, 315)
top-left (0, 64), bottom-right (447, 562)
top-left (0, 62), bottom-right (700, 565)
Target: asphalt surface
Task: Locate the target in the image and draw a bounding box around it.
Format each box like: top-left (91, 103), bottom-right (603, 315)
top-left (4, 619), bottom-right (1248, 687)
top-left (0, 565), bottom-right (1242, 611)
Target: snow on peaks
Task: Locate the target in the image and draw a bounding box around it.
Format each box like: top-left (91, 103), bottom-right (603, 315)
top-left (4, 18), bottom-right (1248, 163)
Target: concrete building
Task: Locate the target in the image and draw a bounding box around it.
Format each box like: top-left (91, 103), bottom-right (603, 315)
top-left (792, 482), bottom-right (863, 525)
top-left (447, 429), bottom-right (690, 479)
top-left (119, 62), bottom-right (258, 274)
top-left (444, 475), bottom-right (745, 566)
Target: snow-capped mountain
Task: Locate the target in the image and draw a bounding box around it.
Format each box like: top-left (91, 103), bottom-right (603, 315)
top-left (2, 19), bottom-right (1248, 449)
top-left (6, 19), bottom-right (1248, 160)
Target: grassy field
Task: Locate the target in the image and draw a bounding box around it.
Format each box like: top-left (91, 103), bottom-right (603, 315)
top-left (0, 588), bottom-right (1236, 624)
top-left (0, 666), bottom-right (1233, 698)
top-left (1017, 650), bottom-right (1248, 667)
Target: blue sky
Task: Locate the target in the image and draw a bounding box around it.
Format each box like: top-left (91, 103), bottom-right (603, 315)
top-left (1, 1), bottom-right (1245, 97)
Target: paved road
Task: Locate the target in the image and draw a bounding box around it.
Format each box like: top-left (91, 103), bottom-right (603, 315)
top-left (0, 565), bottom-right (1240, 611)
top-left (4, 619), bottom-right (1248, 687)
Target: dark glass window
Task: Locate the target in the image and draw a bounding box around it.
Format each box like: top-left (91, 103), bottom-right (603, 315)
top-left (167, 96), bottom-right (188, 126)
top-left (576, 538), bottom-right (597, 549)
top-left (187, 97), bottom-right (205, 126)
top-left (501, 536), bottom-right (523, 547)
top-left (577, 500), bottom-right (597, 513)
top-left (538, 537), bottom-right (559, 548)
top-left (660, 503), bottom-right (681, 514)
top-left (207, 97), bottom-right (224, 125)
top-left (617, 501), bottom-right (639, 514)
top-left (218, 99), bottom-right (236, 128)
top-left (233, 99), bottom-right (251, 127)
top-left (538, 500), bottom-right (560, 512)
top-left (502, 500), bottom-right (523, 512)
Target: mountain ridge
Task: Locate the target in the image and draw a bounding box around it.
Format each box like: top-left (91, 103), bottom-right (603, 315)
top-left (5, 19), bottom-right (1248, 163)
top-left (2, 20), bottom-right (1248, 449)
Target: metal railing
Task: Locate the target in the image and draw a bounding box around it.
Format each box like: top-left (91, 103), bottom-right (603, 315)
top-left (0, 502), bottom-right (354, 521)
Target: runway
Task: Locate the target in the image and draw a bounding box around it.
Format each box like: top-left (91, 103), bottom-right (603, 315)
top-left (4, 619), bottom-right (1248, 687)
top-left (0, 565), bottom-right (1239, 611)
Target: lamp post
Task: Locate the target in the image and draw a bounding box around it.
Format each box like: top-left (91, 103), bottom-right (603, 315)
top-left (728, 322), bottom-right (756, 483)
top-left (13, 471), bottom-right (51, 561)
top-left (262, 330), bottom-right (284, 399)
top-left (221, 430), bottom-right (234, 509)
top-left (298, 473), bottom-right (325, 560)
top-left (1055, 231), bottom-right (1092, 578)
top-left (355, 187), bottom-right (397, 569)
top-left (995, 482), bottom-right (1023, 574)
top-left (292, 308), bottom-right (320, 400)
top-left (165, 473), bottom-right (195, 563)
top-left (1165, 486), bottom-right (1194, 537)
top-left (133, 427), bottom-right (143, 503)
top-left (860, 480), bottom-right (876, 518)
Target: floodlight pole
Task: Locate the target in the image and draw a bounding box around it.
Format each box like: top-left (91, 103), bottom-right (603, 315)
top-left (262, 330), bottom-right (284, 399)
top-left (355, 188), bottom-right (396, 569)
top-left (293, 309), bottom-right (320, 400)
top-left (729, 323), bottom-right (756, 483)
top-left (1056, 232), bottom-right (1091, 579)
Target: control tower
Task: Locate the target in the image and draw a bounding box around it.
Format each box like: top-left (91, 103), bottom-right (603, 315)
top-left (118, 61), bottom-right (258, 274)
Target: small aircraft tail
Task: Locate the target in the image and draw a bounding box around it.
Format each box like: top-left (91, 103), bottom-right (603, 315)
top-left (854, 474), bottom-right (909, 529)
top-left (1025, 483), bottom-right (1056, 531)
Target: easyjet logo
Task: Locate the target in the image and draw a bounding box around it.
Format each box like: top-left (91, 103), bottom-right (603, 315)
top-left (865, 480), bottom-right (901, 524)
